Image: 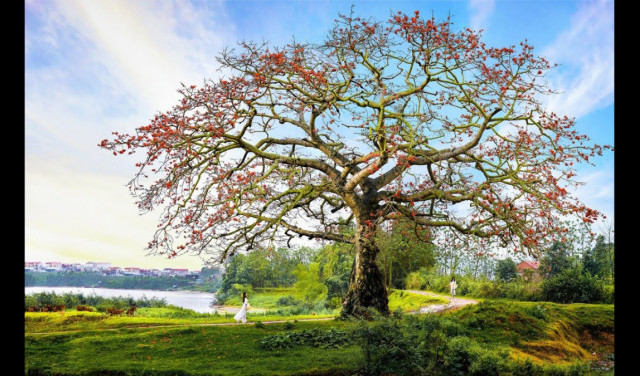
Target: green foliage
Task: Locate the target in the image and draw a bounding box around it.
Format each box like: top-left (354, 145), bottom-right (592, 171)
top-left (276, 295), bottom-right (296, 306)
top-left (541, 268), bottom-right (607, 304)
top-left (254, 320), bottom-right (265, 329)
top-left (218, 247), bottom-right (317, 301)
top-left (443, 336), bottom-right (481, 376)
top-left (25, 292), bottom-right (167, 310)
top-left (540, 242), bottom-right (578, 278)
top-left (512, 359), bottom-right (544, 376)
top-left (215, 283), bottom-right (253, 305)
top-left (293, 262), bottom-right (328, 306)
top-left (405, 268), bottom-right (543, 301)
top-left (323, 274), bottom-right (349, 301)
top-left (387, 290), bottom-right (447, 312)
top-left (353, 317), bottom-right (427, 376)
top-left (582, 235), bottom-right (614, 281)
top-left (259, 328), bottom-right (351, 350)
top-left (495, 258), bottom-right (519, 282)
top-left (375, 219), bottom-right (437, 289)
top-left (527, 304), bottom-right (548, 320)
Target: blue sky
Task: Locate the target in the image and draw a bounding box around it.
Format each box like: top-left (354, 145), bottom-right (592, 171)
top-left (25, 0), bottom-right (614, 269)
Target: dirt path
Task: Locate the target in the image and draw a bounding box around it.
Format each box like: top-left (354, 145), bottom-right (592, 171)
top-left (404, 289), bottom-right (479, 314)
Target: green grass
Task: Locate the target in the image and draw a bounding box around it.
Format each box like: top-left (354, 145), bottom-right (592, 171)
top-left (387, 289), bottom-right (448, 312)
top-left (223, 287), bottom-right (448, 311)
top-left (448, 300), bottom-right (614, 366)
top-left (222, 287), bottom-right (295, 308)
top-left (25, 308), bottom-right (336, 334)
top-left (25, 295), bottom-right (614, 375)
top-left (25, 320), bottom-right (362, 376)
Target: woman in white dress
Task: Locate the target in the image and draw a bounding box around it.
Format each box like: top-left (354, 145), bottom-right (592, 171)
top-left (234, 292), bottom-right (249, 323)
top-left (449, 277), bottom-right (458, 299)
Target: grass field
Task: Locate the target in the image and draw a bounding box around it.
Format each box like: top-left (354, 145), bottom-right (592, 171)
top-left (25, 319), bottom-right (362, 376)
top-left (25, 292), bottom-right (614, 375)
top-left (387, 289), bottom-right (448, 312)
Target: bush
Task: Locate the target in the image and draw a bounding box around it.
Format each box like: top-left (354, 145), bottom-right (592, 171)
top-left (25, 292), bottom-right (167, 310)
top-left (259, 328), bottom-right (351, 350)
top-left (354, 317), bottom-right (426, 376)
top-left (527, 304), bottom-right (548, 320)
top-left (469, 350), bottom-right (510, 376)
top-left (443, 336), bottom-right (480, 376)
top-left (541, 268), bottom-right (605, 303)
top-left (511, 359), bottom-right (543, 376)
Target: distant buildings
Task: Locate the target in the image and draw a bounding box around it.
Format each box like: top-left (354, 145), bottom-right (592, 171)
top-left (24, 261), bottom-right (204, 278)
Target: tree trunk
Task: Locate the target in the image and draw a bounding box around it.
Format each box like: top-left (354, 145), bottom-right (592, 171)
top-left (341, 239), bottom-right (390, 318)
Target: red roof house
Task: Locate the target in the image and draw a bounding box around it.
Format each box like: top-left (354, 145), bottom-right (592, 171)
top-left (516, 260), bottom-right (540, 274)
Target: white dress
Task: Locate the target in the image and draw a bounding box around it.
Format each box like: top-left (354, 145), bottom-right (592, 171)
top-left (450, 282), bottom-right (457, 298)
top-left (234, 298), bottom-right (249, 323)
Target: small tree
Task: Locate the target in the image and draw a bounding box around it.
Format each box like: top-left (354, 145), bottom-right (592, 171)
top-left (539, 241), bottom-right (574, 278)
top-left (293, 262), bottom-right (328, 306)
top-left (583, 235), bottom-right (614, 280)
top-left (495, 258), bottom-right (518, 282)
top-left (100, 10), bottom-right (611, 316)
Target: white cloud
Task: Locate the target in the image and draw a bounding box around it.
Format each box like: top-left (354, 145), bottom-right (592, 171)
top-left (25, 0), bottom-right (237, 268)
top-left (570, 164), bottom-right (614, 223)
top-left (25, 156), bottom-right (205, 269)
top-left (46, 0), bottom-right (232, 111)
top-left (542, 0), bottom-right (614, 119)
top-left (468, 0), bottom-right (495, 31)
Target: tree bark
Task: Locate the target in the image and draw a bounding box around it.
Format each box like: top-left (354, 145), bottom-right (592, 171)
top-left (341, 235), bottom-right (390, 318)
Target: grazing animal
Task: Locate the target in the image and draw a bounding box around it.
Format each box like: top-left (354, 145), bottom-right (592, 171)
top-left (26, 306), bottom-right (40, 312)
top-left (76, 305), bottom-right (94, 312)
top-left (54, 304), bottom-right (66, 312)
top-left (126, 306), bottom-right (137, 316)
top-left (106, 307), bottom-right (125, 316)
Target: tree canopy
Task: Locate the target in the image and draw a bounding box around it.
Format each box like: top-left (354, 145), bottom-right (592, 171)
top-left (101, 10), bottom-right (611, 315)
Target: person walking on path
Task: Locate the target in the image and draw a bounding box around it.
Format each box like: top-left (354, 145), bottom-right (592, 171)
top-left (234, 292), bottom-right (249, 323)
top-left (449, 277), bottom-right (458, 299)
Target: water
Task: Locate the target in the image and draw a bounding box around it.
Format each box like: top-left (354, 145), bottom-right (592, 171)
top-left (25, 286), bottom-right (217, 313)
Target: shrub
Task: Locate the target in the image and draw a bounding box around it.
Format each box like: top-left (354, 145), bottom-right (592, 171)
top-left (511, 359), bottom-right (543, 376)
top-left (276, 295), bottom-right (296, 306)
top-left (469, 350), bottom-right (510, 376)
top-left (353, 317), bottom-right (425, 376)
top-left (443, 336), bottom-right (480, 376)
top-left (527, 304), bottom-right (548, 320)
top-left (541, 268), bottom-right (605, 303)
top-left (254, 321), bottom-right (265, 329)
top-left (259, 328), bottom-right (351, 350)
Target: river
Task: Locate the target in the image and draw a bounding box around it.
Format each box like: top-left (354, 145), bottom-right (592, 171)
top-left (25, 286), bottom-right (218, 314)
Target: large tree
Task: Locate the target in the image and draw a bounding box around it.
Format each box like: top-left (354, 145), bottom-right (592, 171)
top-left (100, 10), bottom-right (611, 316)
